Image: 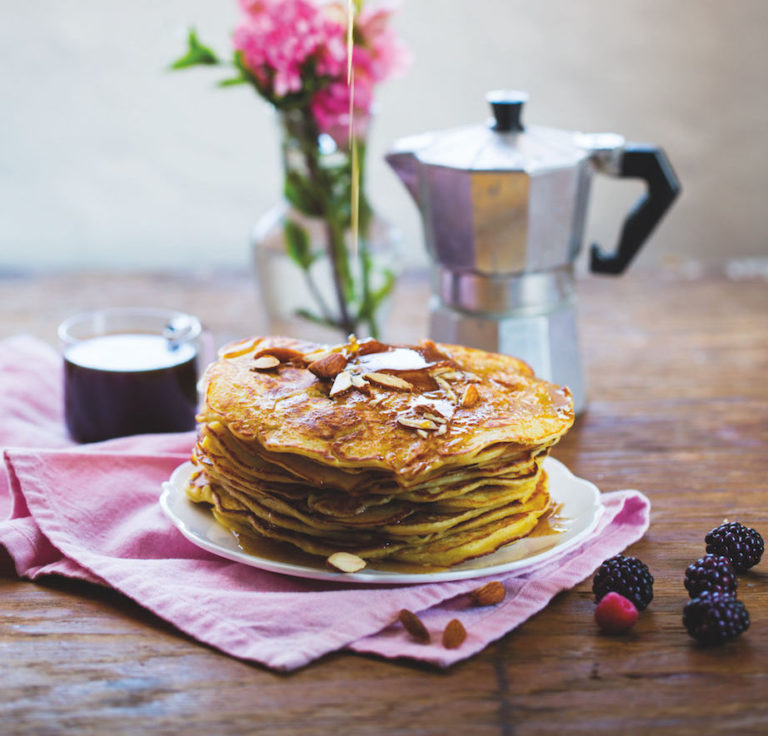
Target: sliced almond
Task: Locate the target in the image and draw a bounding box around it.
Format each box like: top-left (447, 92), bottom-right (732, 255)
top-left (397, 416), bottom-right (438, 431)
top-left (436, 370), bottom-right (463, 381)
top-left (350, 374), bottom-right (371, 395)
top-left (329, 371), bottom-right (353, 397)
top-left (253, 347), bottom-right (305, 363)
top-left (364, 372), bottom-right (413, 391)
top-left (301, 348), bottom-right (334, 364)
top-left (436, 424), bottom-right (447, 436)
top-left (442, 618), bottom-right (467, 649)
top-left (435, 376), bottom-right (458, 403)
top-left (416, 429), bottom-right (429, 439)
top-left (421, 412), bottom-right (447, 425)
top-left (470, 580), bottom-right (506, 606)
top-left (308, 351), bottom-right (348, 378)
top-left (356, 338), bottom-right (389, 356)
top-left (398, 609), bottom-right (430, 644)
top-left (326, 552), bottom-right (367, 573)
top-left (461, 384), bottom-right (480, 408)
top-left (252, 355), bottom-right (280, 371)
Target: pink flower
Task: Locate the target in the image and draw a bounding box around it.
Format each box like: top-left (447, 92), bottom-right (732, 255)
top-left (232, 0), bottom-right (410, 136)
top-left (357, 2), bottom-right (412, 80)
top-left (234, 0), bottom-right (345, 100)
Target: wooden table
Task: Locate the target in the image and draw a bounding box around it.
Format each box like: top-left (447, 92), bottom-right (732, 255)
top-left (1, 269), bottom-right (766, 734)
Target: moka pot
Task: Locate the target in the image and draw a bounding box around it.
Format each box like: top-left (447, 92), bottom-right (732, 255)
top-left (386, 91), bottom-right (680, 412)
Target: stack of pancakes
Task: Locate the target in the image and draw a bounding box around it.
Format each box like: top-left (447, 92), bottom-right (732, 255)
top-left (185, 335), bottom-right (574, 569)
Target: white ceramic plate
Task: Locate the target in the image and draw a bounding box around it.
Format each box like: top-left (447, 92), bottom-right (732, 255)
top-left (160, 457), bottom-right (604, 585)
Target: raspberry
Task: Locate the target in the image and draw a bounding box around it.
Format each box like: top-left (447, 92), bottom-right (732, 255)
top-left (705, 521), bottom-right (764, 572)
top-left (683, 591), bottom-right (750, 645)
top-left (684, 554), bottom-right (738, 598)
top-left (594, 592), bottom-right (638, 634)
top-left (593, 555), bottom-right (654, 611)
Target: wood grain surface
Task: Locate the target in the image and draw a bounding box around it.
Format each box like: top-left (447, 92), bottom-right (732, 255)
top-left (1, 270), bottom-right (766, 735)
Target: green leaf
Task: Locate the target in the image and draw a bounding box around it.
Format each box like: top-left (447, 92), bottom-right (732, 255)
top-left (170, 29), bottom-right (219, 70)
top-left (217, 76), bottom-right (249, 87)
top-left (283, 221), bottom-right (313, 270)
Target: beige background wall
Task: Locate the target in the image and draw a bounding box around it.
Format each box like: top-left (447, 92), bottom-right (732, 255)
top-left (1, 0), bottom-right (766, 272)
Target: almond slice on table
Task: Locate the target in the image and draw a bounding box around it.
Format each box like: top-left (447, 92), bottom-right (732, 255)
top-left (252, 355), bottom-right (281, 370)
top-left (398, 609), bottom-right (430, 644)
top-left (326, 552), bottom-right (367, 573)
top-left (364, 372), bottom-right (413, 391)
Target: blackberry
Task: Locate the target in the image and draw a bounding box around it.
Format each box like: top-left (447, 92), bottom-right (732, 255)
top-left (593, 554), bottom-right (654, 611)
top-left (684, 554), bottom-right (738, 598)
top-left (683, 591), bottom-right (750, 645)
top-left (705, 521), bottom-right (764, 572)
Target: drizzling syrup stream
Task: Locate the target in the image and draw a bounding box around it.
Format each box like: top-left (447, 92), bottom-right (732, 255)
top-left (347, 0), bottom-right (360, 259)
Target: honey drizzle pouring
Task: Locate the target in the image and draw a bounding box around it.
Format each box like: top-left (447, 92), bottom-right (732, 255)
top-left (347, 0), bottom-right (360, 259)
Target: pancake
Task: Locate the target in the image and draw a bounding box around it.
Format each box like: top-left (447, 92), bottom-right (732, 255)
top-left (185, 335), bottom-right (574, 569)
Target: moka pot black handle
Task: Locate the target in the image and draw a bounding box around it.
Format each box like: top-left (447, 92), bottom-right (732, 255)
top-left (590, 143), bottom-right (681, 275)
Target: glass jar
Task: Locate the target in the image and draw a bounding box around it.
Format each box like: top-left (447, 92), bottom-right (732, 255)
top-left (252, 108), bottom-right (399, 342)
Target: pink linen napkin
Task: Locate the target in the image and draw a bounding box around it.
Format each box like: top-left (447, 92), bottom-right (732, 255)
top-left (0, 335), bottom-right (650, 671)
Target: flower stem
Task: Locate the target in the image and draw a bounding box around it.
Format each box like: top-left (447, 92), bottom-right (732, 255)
top-left (292, 109), bottom-right (356, 336)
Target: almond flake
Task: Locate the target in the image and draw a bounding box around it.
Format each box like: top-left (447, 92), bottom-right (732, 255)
top-left (416, 429), bottom-right (428, 439)
top-left (436, 370), bottom-right (463, 381)
top-left (351, 374), bottom-right (369, 388)
top-left (364, 372), bottom-right (413, 391)
top-left (252, 355), bottom-right (280, 370)
top-left (435, 376), bottom-right (458, 403)
top-left (326, 552), bottom-right (367, 573)
top-left (302, 349), bottom-right (333, 364)
top-left (436, 424), bottom-right (447, 436)
top-left (330, 371), bottom-right (353, 397)
top-left (461, 384), bottom-right (480, 408)
top-left (397, 416), bottom-right (437, 431)
top-left (254, 347), bottom-right (304, 363)
top-left (422, 412), bottom-right (446, 424)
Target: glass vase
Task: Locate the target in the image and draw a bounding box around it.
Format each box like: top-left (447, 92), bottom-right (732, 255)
top-left (252, 108), bottom-right (399, 343)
